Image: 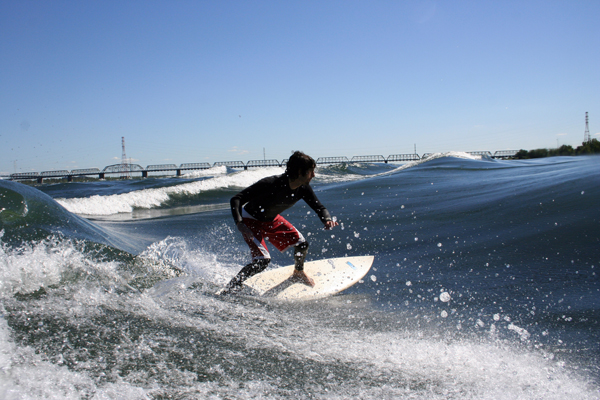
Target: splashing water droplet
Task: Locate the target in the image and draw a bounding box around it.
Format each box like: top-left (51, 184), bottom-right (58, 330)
top-left (439, 292), bottom-right (451, 302)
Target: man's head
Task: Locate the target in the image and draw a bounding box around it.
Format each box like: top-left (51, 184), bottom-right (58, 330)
top-left (286, 151), bottom-right (316, 180)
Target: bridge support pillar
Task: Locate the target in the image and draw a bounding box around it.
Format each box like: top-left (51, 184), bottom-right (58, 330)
top-left (99, 173), bottom-right (105, 179)
top-left (142, 171), bottom-right (148, 178)
top-left (67, 175), bottom-right (73, 182)
top-left (176, 169), bottom-right (181, 176)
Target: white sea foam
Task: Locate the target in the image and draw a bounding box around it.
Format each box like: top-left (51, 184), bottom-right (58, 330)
top-left (0, 237), bottom-right (76, 296)
top-left (0, 236), bottom-right (124, 297)
top-left (141, 277), bottom-right (599, 400)
top-left (179, 165), bottom-right (228, 178)
top-left (0, 316), bottom-right (150, 400)
top-left (315, 171), bottom-right (365, 184)
top-left (56, 166), bottom-right (285, 216)
top-left (300, 329), bottom-right (595, 399)
top-left (2, 235), bottom-right (597, 399)
top-left (139, 235), bottom-right (239, 285)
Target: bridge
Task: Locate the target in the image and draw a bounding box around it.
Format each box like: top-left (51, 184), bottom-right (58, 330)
top-left (4, 151), bottom-right (520, 182)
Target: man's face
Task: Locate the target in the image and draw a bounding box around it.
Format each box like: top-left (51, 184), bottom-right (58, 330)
top-left (299, 168), bottom-right (315, 185)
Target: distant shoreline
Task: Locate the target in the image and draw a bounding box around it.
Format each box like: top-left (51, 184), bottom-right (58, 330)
top-left (513, 139), bottom-right (600, 159)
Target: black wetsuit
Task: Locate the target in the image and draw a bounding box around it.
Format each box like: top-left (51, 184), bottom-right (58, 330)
top-left (230, 173), bottom-right (332, 224)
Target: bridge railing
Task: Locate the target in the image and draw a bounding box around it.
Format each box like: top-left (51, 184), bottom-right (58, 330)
top-left (351, 155), bottom-right (386, 163)
top-left (387, 154), bottom-right (421, 162)
top-left (10, 172), bottom-right (40, 180)
top-left (146, 164), bottom-right (178, 171)
top-left (71, 168), bottom-right (100, 175)
top-left (180, 162), bottom-right (211, 170)
top-left (213, 161), bottom-right (246, 169)
top-left (316, 156), bottom-right (350, 165)
top-left (102, 163), bottom-right (145, 173)
top-left (493, 150), bottom-right (518, 159)
top-left (467, 151), bottom-right (493, 158)
top-left (39, 170), bottom-right (69, 177)
top-left (246, 159), bottom-right (282, 168)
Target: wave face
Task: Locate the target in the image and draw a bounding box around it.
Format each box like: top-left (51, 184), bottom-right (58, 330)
top-left (1, 154), bottom-right (599, 399)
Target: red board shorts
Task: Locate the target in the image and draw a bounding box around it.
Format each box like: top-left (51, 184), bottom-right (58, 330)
top-left (241, 210), bottom-right (305, 261)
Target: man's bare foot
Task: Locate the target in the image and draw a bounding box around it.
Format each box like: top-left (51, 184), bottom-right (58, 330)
top-left (291, 269), bottom-right (315, 287)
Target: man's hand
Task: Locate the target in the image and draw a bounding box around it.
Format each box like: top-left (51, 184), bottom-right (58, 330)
top-left (291, 269), bottom-right (315, 287)
top-left (324, 219), bottom-right (339, 230)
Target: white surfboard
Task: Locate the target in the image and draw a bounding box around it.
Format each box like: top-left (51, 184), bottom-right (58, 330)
top-left (242, 255), bottom-right (374, 300)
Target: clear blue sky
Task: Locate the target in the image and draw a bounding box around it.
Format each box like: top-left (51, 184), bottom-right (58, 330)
top-left (1, 0), bottom-right (599, 174)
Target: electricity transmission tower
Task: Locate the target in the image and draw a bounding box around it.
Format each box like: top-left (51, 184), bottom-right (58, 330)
top-left (584, 112), bottom-right (591, 143)
top-left (121, 136), bottom-right (130, 179)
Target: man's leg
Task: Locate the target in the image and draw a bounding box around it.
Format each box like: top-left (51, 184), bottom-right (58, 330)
top-left (222, 258), bottom-right (270, 294)
top-left (220, 217), bottom-right (271, 295)
top-left (266, 216), bottom-right (314, 285)
top-left (293, 241), bottom-right (309, 271)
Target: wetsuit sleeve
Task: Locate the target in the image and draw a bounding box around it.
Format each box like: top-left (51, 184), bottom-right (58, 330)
top-left (302, 185), bottom-right (332, 224)
top-left (230, 185), bottom-right (257, 225)
top-left (230, 194), bottom-right (244, 225)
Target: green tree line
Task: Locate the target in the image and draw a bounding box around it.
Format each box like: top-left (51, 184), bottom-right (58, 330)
top-left (514, 139), bottom-right (600, 159)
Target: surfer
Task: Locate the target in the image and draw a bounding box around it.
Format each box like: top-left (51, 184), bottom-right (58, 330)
top-left (221, 151), bottom-right (339, 294)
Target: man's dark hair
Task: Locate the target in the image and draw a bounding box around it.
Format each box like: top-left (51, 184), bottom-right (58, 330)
top-left (286, 151), bottom-right (316, 180)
